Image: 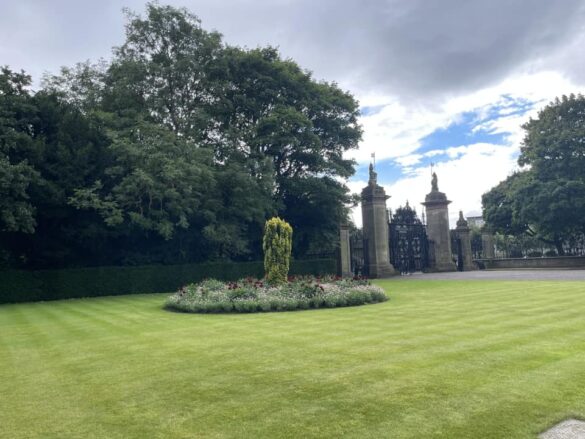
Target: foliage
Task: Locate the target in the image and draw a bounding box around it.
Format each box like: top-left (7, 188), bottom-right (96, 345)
top-left (0, 258), bottom-right (335, 304)
top-left (492, 232), bottom-right (558, 258)
top-left (0, 67), bottom-right (40, 234)
top-left (165, 275), bottom-right (387, 313)
top-left (0, 2), bottom-right (361, 269)
top-left (263, 217), bottom-right (293, 284)
top-left (519, 94), bottom-right (585, 181)
top-left (482, 94), bottom-right (585, 254)
top-left (69, 122), bottom-right (215, 240)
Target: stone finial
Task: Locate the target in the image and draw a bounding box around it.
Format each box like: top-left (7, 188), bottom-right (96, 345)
top-left (457, 210), bottom-right (468, 228)
top-left (368, 163), bottom-right (378, 186)
top-left (431, 172), bottom-right (438, 192)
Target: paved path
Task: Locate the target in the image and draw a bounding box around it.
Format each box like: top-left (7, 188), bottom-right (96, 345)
top-left (539, 419), bottom-right (585, 439)
top-left (388, 269), bottom-right (585, 281)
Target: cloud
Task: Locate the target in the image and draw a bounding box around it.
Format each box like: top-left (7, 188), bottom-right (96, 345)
top-left (350, 99), bottom-right (457, 163)
top-left (3, 0), bottom-right (585, 228)
top-left (3, 1), bottom-right (585, 101)
top-left (347, 70), bottom-right (585, 228)
top-left (192, 0), bottom-right (585, 101)
top-left (389, 142), bottom-right (519, 225)
top-left (350, 142), bottom-right (519, 228)
top-left (353, 71), bottom-right (584, 168)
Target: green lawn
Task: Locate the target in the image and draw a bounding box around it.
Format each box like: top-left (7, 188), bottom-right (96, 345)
top-left (1, 280), bottom-right (585, 438)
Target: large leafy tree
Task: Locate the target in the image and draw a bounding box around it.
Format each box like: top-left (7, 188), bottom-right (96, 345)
top-left (22, 91), bottom-right (113, 267)
top-left (95, 3), bottom-right (360, 256)
top-left (0, 2), bottom-right (361, 268)
top-left (214, 46), bottom-right (361, 253)
top-left (519, 94), bottom-right (585, 181)
top-left (1, 69), bottom-right (116, 268)
top-left (482, 172), bottom-right (534, 237)
top-left (69, 121), bottom-right (215, 240)
top-left (0, 68), bottom-right (40, 234)
top-left (483, 94), bottom-right (585, 254)
top-left (97, 4), bottom-right (276, 257)
top-left (111, 4), bottom-right (224, 141)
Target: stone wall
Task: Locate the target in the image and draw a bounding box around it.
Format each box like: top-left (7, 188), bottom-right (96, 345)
top-left (477, 256), bottom-right (585, 269)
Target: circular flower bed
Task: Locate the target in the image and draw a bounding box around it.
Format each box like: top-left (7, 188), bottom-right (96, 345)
top-left (165, 275), bottom-right (387, 313)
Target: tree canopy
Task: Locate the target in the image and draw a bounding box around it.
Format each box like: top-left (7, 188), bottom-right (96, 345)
top-left (0, 3), bottom-right (361, 269)
top-left (482, 94), bottom-right (585, 254)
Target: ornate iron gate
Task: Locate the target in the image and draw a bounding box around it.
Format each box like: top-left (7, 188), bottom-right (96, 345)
top-left (389, 204), bottom-right (429, 273)
top-left (455, 237), bottom-right (463, 271)
top-left (349, 236), bottom-right (369, 277)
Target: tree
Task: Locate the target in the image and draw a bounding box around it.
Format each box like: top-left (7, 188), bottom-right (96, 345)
top-left (69, 121), bottom-right (215, 239)
top-left (483, 94), bottom-right (585, 255)
top-left (94, 3), bottom-right (360, 257)
top-left (0, 67), bottom-right (40, 234)
top-left (482, 172), bottom-right (534, 237)
top-left (0, 2), bottom-right (361, 268)
top-left (215, 46), bottom-right (361, 253)
top-left (519, 94), bottom-right (585, 182)
top-left (112, 3), bottom-right (224, 142)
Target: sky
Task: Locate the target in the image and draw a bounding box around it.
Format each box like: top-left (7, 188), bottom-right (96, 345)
top-left (2, 0), bottom-right (585, 227)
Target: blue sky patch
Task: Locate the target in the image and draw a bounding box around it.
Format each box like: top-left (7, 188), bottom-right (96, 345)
top-left (418, 111), bottom-right (505, 154)
top-left (353, 158), bottom-right (404, 184)
top-left (359, 105), bottom-right (386, 117)
top-left (352, 98), bottom-right (533, 185)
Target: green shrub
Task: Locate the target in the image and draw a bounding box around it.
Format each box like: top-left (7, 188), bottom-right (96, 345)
top-left (263, 217), bottom-right (293, 285)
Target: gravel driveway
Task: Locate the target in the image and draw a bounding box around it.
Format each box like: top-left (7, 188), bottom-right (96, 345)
top-left (390, 269), bottom-right (585, 281)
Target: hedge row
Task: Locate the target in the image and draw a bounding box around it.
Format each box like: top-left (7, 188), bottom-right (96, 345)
top-left (0, 259), bottom-right (336, 304)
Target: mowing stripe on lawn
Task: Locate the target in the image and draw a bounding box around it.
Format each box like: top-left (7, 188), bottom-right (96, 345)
top-left (1, 280), bottom-right (585, 438)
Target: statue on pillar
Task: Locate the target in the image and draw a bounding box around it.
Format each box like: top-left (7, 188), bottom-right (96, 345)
top-left (368, 163), bottom-right (378, 186)
top-left (361, 162), bottom-right (396, 277)
top-left (431, 172), bottom-right (438, 192)
top-left (422, 171), bottom-right (456, 272)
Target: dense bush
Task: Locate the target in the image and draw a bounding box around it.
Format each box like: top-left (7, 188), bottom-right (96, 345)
top-left (165, 275), bottom-right (387, 313)
top-left (263, 217), bottom-right (293, 284)
top-left (0, 259), bottom-right (336, 304)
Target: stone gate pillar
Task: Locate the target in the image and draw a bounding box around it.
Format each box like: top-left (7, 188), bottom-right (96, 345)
top-left (456, 211), bottom-right (476, 271)
top-left (421, 173), bottom-right (456, 272)
top-left (339, 224), bottom-right (352, 278)
top-left (481, 228), bottom-right (496, 259)
top-left (361, 164), bottom-right (396, 278)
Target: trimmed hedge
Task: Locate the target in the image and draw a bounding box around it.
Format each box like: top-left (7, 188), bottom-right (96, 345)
top-left (0, 259), bottom-right (336, 304)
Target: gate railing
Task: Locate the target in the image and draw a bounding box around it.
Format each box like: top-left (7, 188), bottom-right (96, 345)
top-left (389, 223), bottom-right (429, 273)
top-left (349, 237), bottom-right (369, 277)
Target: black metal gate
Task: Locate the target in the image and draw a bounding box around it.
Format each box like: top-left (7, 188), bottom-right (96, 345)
top-left (455, 237), bottom-right (463, 271)
top-left (349, 236), bottom-right (369, 277)
top-left (389, 204), bottom-right (429, 273)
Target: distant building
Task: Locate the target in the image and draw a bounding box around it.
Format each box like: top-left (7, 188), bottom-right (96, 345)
top-left (467, 216), bottom-right (485, 229)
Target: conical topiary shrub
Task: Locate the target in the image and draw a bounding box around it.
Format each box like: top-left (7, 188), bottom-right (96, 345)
top-left (263, 217), bottom-right (293, 285)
